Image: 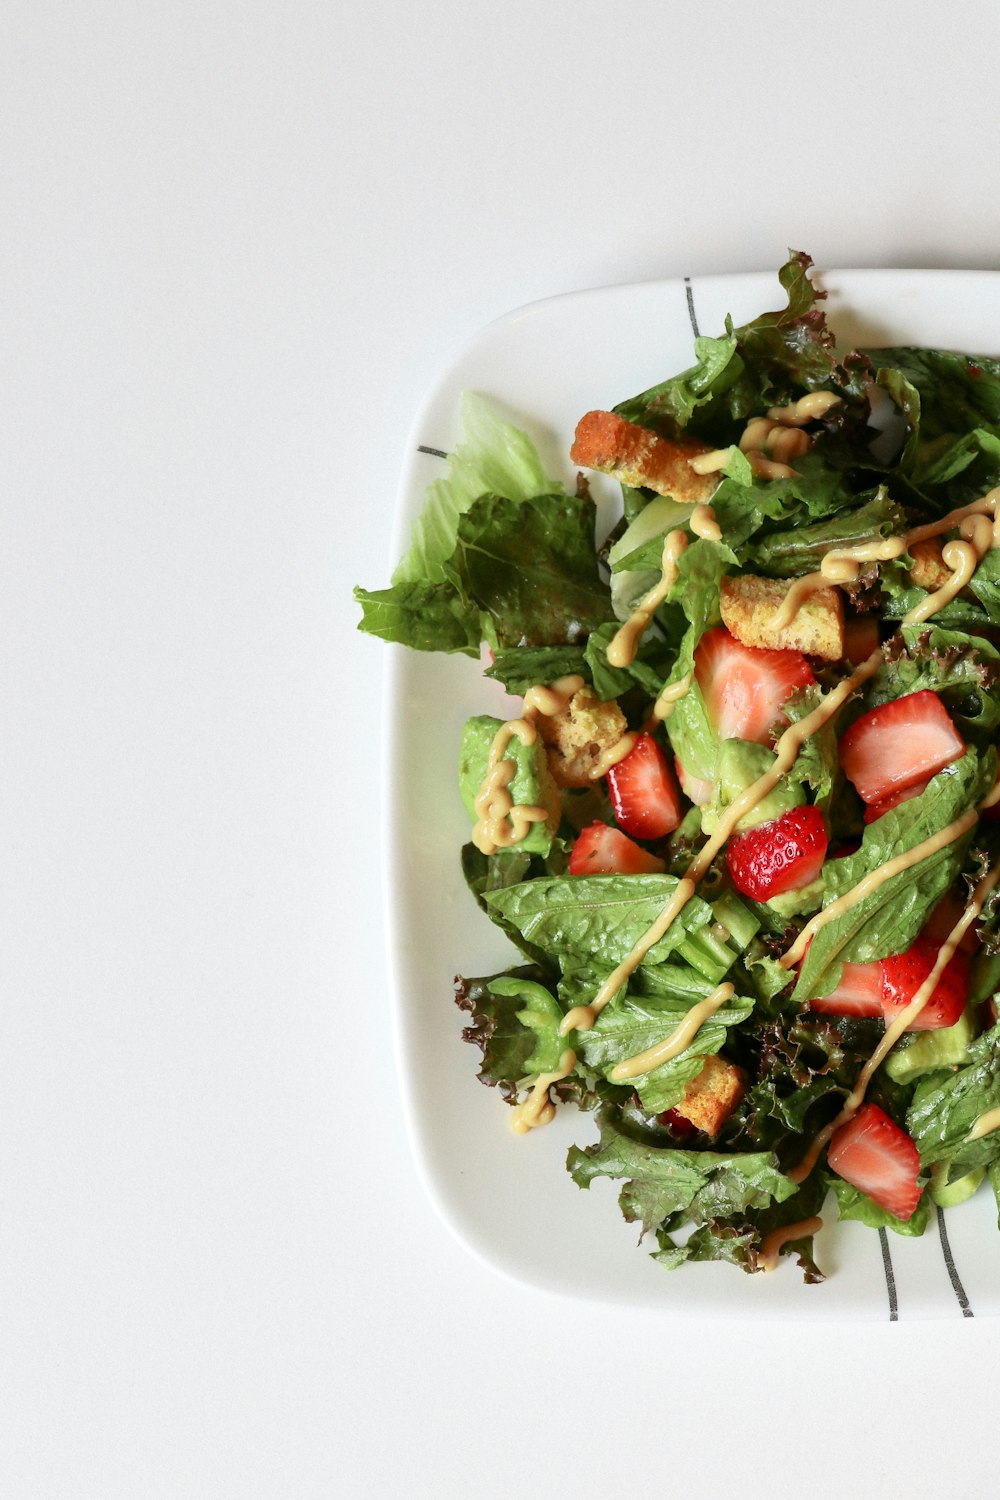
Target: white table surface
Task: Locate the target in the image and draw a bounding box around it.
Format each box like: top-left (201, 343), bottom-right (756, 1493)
top-left (5, 2), bottom-right (1000, 1495)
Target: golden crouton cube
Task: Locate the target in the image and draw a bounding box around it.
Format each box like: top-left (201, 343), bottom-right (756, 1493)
top-left (536, 685), bottom-right (628, 789)
top-left (570, 410), bottom-right (718, 504)
top-left (908, 538), bottom-right (951, 592)
top-left (720, 573), bottom-right (844, 661)
top-left (673, 1054), bottom-right (747, 1137)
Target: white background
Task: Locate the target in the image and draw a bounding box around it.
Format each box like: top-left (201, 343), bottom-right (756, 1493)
top-left (4, 1), bottom-right (1000, 1495)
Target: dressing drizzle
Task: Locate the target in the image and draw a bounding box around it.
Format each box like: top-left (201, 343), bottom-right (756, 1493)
top-left (609, 982), bottom-right (734, 1082)
top-left (471, 675), bottom-right (584, 855)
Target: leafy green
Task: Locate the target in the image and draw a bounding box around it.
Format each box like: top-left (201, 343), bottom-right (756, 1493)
top-left (907, 1022), bottom-right (1000, 1181)
top-left (353, 579), bottom-right (481, 656)
top-left (864, 346), bottom-right (1000, 500)
top-left (485, 644), bottom-right (587, 696)
top-left (576, 987), bottom-right (754, 1112)
top-left (615, 251), bottom-right (870, 439)
top-left (392, 392), bottom-right (558, 585)
top-left (566, 1105), bottom-right (796, 1239)
top-left (450, 491), bottom-right (613, 649)
top-left (746, 489), bottom-right (905, 578)
top-left (828, 1178), bottom-right (930, 1237)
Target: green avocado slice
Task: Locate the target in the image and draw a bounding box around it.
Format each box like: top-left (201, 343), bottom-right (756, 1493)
top-left (458, 715), bottom-right (562, 856)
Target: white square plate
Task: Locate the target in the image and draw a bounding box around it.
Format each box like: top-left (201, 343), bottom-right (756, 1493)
top-left (383, 267), bottom-right (1000, 1321)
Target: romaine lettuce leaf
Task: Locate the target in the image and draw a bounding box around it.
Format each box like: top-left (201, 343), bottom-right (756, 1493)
top-left (353, 578), bottom-right (481, 655)
top-left (393, 392), bottom-right (559, 585)
top-left (483, 871), bottom-right (718, 971)
top-left (576, 986), bottom-right (754, 1113)
top-left (907, 1022), bottom-right (1000, 1182)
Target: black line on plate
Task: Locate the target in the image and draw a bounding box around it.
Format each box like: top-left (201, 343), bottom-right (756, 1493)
top-left (878, 1228), bottom-right (899, 1321)
top-left (684, 277), bottom-right (700, 339)
top-left (937, 1206), bottom-right (974, 1317)
top-left (417, 445), bottom-right (449, 459)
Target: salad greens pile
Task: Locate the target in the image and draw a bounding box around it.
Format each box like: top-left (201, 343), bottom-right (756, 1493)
top-left (356, 253), bottom-right (1000, 1280)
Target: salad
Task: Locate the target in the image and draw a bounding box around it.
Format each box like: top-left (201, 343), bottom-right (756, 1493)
top-left (356, 253), bottom-right (1000, 1280)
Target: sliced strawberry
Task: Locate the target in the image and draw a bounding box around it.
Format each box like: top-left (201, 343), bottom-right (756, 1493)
top-left (693, 626), bottom-right (815, 746)
top-left (606, 734), bottom-right (682, 839)
top-left (675, 757), bottom-right (713, 808)
top-left (880, 936), bottom-right (970, 1031)
top-left (839, 690), bottom-right (965, 805)
top-left (862, 778), bottom-right (929, 823)
top-left (842, 615), bottom-right (881, 666)
top-left (568, 823), bottom-right (666, 876)
top-left (925, 893), bottom-right (979, 955)
top-left (655, 1107), bottom-right (698, 1139)
top-left (827, 1103), bottom-right (922, 1221)
top-left (809, 959), bottom-right (884, 1018)
top-left (725, 804), bottom-right (828, 902)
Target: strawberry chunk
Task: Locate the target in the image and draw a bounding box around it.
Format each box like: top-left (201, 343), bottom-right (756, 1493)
top-left (839, 690), bottom-right (965, 805)
top-left (880, 936), bottom-right (970, 1031)
top-left (862, 779), bottom-right (929, 824)
top-left (842, 615), bottom-right (881, 666)
top-left (606, 734), bottom-right (682, 839)
top-left (725, 805), bottom-right (828, 902)
top-left (655, 1107), bottom-right (698, 1139)
top-left (809, 959), bottom-right (884, 1018)
top-left (568, 823), bottom-right (666, 876)
top-left (827, 1103), bottom-right (922, 1221)
top-left (693, 626), bottom-right (815, 746)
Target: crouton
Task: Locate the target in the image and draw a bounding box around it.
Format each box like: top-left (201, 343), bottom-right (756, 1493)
top-left (673, 1054), bottom-right (747, 1137)
top-left (536, 685), bottom-right (628, 788)
top-left (570, 410), bottom-right (718, 503)
top-left (908, 537), bottom-right (951, 592)
top-left (720, 572), bottom-right (844, 661)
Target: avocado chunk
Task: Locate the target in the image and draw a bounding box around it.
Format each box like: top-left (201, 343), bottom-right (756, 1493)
top-left (883, 1004), bottom-right (976, 1085)
top-left (929, 1161), bottom-right (985, 1209)
top-left (700, 738), bottom-right (805, 837)
top-left (766, 876), bottom-right (825, 920)
top-left (458, 715), bottom-right (562, 856)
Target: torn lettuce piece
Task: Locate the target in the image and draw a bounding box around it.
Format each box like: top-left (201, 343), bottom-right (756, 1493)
top-left (353, 579), bottom-right (482, 656)
top-left (450, 490), bottom-right (614, 649)
top-left (483, 872), bottom-right (755, 982)
top-left (746, 488), bottom-right (905, 578)
top-left (907, 1021), bottom-right (1000, 1183)
top-left (566, 1104), bottom-right (796, 1240)
top-left (393, 391), bottom-right (560, 585)
top-left (575, 985), bottom-right (754, 1113)
top-left (614, 251), bottom-right (870, 439)
top-left (454, 966), bottom-right (562, 1101)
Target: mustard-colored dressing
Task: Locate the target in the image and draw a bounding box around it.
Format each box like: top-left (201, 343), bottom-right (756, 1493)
top-left (607, 531), bottom-right (688, 669)
top-left (758, 1216), bottom-right (824, 1273)
top-left (471, 676), bottom-right (584, 855)
top-left (610, 982), bottom-right (734, 1082)
top-left (967, 1106), bottom-right (1000, 1143)
top-left (510, 1049), bottom-right (577, 1135)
